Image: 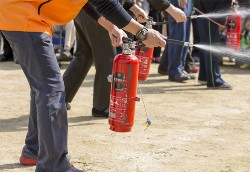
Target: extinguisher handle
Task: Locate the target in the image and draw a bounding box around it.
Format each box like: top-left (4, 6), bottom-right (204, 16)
top-left (122, 37), bottom-right (132, 44)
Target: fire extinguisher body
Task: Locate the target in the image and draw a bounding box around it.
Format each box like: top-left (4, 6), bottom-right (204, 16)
top-left (109, 53), bottom-right (139, 132)
top-left (226, 13), bottom-right (242, 51)
top-left (135, 41), bottom-right (154, 81)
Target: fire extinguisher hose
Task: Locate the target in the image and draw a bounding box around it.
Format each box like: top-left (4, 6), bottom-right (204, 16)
top-left (152, 15), bottom-right (198, 25)
top-left (165, 39), bottom-right (194, 47)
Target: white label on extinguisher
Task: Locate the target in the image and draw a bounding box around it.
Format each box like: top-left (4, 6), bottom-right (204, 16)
top-left (110, 96), bottom-right (128, 109)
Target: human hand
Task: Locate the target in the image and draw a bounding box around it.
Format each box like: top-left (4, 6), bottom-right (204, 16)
top-left (129, 4), bottom-right (149, 23)
top-left (177, 0), bottom-right (187, 8)
top-left (142, 29), bottom-right (166, 48)
top-left (98, 16), bottom-right (127, 46)
top-left (109, 26), bottom-right (128, 47)
top-left (166, 4), bottom-right (186, 23)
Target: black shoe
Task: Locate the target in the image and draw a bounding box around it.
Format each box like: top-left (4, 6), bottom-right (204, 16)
top-left (92, 107), bottom-right (109, 118)
top-left (158, 68), bottom-right (168, 75)
top-left (207, 83), bottom-right (233, 90)
top-left (58, 50), bottom-right (73, 61)
top-left (66, 102), bottom-right (71, 110)
top-left (0, 54), bottom-right (11, 62)
top-left (169, 73), bottom-right (189, 82)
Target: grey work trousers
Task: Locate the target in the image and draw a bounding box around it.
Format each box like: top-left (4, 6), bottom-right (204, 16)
top-left (2, 31), bottom-right (72, 172)
top-left (63, 10), bottom-right (115, 110)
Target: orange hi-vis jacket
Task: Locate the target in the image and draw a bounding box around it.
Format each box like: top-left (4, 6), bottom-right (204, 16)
top-left (0, 0), bottom-right (87, 35)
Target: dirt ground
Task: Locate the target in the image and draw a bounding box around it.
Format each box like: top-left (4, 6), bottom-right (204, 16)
top-left (0, 60), bottom-right (250, 172)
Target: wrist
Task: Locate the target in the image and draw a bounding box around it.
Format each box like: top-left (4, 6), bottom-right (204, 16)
top-left (135, 27), bottom-right (148, 41)
top-left (165, 4), bottom-right (175, 14)
top-left (129, 4), bottom-right (139, 15)
top-left (98, 16), bottom-right (115, 31)
top-left (122, 19), bottom-right (144, 36)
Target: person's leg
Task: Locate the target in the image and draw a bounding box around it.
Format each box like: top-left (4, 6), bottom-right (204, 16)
top-left (167, 0), bottom-right (189, 81)
top-left (64, 20), bottom-right (76, 51)
top-left (0, 32), bottom-right (13, 61)
top-left (3, 31), bottom-right (72, 172)
top-left (19, 88), bottom-right (39, 165)
top-left (25, 88), bottom-right (39, 152)
top-left (197, 19), bottom-right (229, 88)
top-left (191, 12), bottom-right (200, 62)
top-left (82, 14), bottom-right (116, 112)
top-left (180, 0), bottom-right (192, 71)
top-left (158, 44), bottom-right (168, 75)
top-left (150, 8), bottom-right (162, 63)
top-left (63, 11), bottom-right (94, 104)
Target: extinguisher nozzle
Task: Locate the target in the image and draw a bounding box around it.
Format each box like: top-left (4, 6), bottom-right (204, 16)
top-left (190, 15), bottom-right (198, 19)
top-left (166, 39), bottom-right (193, 48)
top-left (183, 42), bottom-right (194, 48)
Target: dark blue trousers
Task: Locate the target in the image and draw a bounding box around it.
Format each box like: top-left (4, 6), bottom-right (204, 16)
top-left (164, 0), bottom-right (192, 77)
top-left (2, 31), bottom-right (72, 172)
top-left (196, 19), bottom-right (225, 87)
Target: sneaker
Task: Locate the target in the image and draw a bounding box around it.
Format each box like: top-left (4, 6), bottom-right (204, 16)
top-left (198, 80), bottom-right (207, 85)
top-left (92, 107), bottom-right (109, 118)
top-left (183, 71), bottom-right (196, 80)
top-left (152, 57), bottom-right (161, 63)
top-left (207, 82), bottom-right (233, 90)
top-left (169, 73), bottom-right (189, 82)
top-left (67, 165), bottom-right (84, 172)
top-left (189, 66), bottom-right (200, 73)
top-left (187, 73), bottom-right (196, 80)
top-left (58, 50), bottom-right (73, 61)
top-left (19, 145), bottom-right (38, 165)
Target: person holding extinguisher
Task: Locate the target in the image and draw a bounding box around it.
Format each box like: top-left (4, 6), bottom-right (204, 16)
top-left (63, 1), bottom-right (149, 116)
top-left (63, 0), bottom-right (187, 117)
top-left (194, 0), bottom-right (233, 89)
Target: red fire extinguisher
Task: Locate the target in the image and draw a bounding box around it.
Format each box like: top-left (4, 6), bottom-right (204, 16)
top-left (108, 38), bottom-right (140, 132)
top-left (135, 18), bottom-right (154, 81)
top-left (226, 4), bottom-right (242, 51)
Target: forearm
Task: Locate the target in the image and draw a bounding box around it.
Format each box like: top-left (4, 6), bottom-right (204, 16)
top-left (121, 0), bottom-right (136, 11)
top-left (97, 16), bottom-right (116, 31)
top-left (89, 0), bottom-right (132, 28)
top-left (147, 0), bottom-right (171, 11)
top-left (129, 4), bottom-right (141, 15)
top-left (82, 2), bottom-right (101, 21)
top-left (122, 18), bottom-right (144, 35)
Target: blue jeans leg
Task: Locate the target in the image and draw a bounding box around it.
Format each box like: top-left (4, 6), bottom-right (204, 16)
top-left (167, 0), bottom-right (192, 77)
top-left (2, 31), bottom-right (72, 172)
top-left (197, 19), bottom-right (224, 87)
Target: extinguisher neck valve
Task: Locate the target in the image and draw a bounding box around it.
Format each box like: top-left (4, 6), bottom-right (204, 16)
top-left (146, 16), bottom-right (153, 29)
top-left (122, 49), bottom-right (133, 55)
